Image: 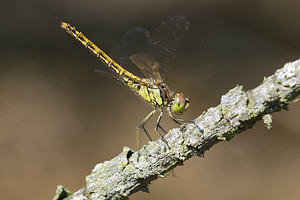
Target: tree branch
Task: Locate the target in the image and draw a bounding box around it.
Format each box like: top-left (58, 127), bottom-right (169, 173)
top-left (54, 59), bottom-right (300, 200)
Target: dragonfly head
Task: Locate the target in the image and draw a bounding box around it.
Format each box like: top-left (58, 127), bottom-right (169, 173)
top-left (170, 92), bottom-right (190, 115)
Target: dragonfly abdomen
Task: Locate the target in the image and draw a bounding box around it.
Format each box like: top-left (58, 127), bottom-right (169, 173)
top-left (61, 22), bottom-right (170, 109)
top-left (61, 22), bottom-right (141, 83)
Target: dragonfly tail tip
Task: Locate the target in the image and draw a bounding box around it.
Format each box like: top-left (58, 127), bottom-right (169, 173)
top-left (60, 22), bottom-right (68, 29)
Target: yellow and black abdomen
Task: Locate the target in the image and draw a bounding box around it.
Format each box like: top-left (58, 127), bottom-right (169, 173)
top-left (61, 22), bottom-right (171, 110)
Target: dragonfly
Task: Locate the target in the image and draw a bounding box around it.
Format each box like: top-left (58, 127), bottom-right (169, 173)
top-left (61, 16), bottom-right (190, 148)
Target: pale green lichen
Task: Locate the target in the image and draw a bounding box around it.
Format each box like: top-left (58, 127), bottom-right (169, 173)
top-left (262, 114), bottom-right (273, 129)
top-left (53, 185), bottom-right (72, 200)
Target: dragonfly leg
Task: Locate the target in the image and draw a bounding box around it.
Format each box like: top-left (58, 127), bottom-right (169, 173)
top-left (155, 109), bottom-right (170, 148)
top-left (137, 110), bottom-right (156, 149)
top-left (157, 111), bottom-right (167, 135)
top-left (158, 124), bottom-right (167, 135)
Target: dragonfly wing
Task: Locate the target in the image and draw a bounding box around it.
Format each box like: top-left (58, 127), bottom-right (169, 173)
top-left (110, 27), bottom-right (150, 78)
top-left (109, 16), bottom-right (189, 81)
top-left (130, 53), bottom-right (162, 80)
top-left (147, 15), bottom-right (189, 80)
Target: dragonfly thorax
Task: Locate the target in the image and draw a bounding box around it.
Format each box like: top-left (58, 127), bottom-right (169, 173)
top-left (138, 79), bottom-right (172, 108)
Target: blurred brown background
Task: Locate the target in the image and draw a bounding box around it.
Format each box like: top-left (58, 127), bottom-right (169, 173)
top-left (1, 0), bottom-right (300, 199)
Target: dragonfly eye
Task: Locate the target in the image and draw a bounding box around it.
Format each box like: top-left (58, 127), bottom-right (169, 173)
top-left (171, 92), bottom-right (190, 115)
